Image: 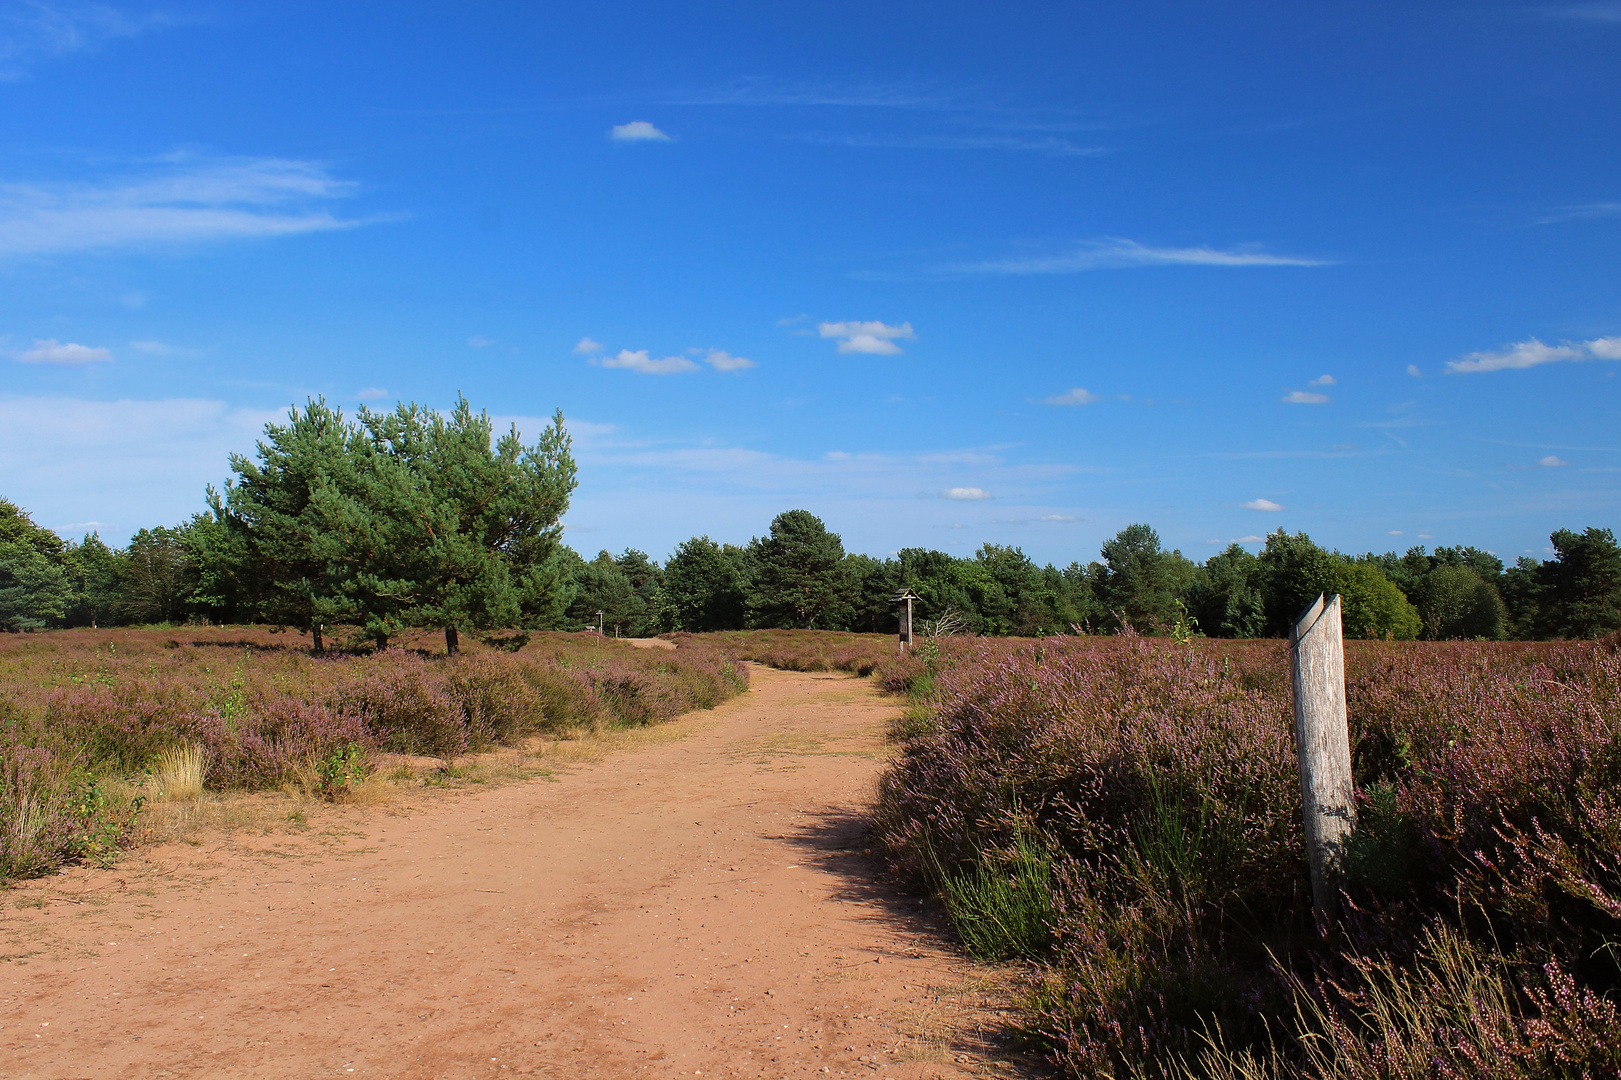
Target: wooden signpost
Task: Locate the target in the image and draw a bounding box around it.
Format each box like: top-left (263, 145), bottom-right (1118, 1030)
top-left (1289, 593), bottom-right (1357, 926)
top-left (894, 588), bottom-right (920, 653)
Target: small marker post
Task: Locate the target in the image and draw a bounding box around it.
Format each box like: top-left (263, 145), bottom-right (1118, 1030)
top-left (1290, 593), bottom-right (1356, 926)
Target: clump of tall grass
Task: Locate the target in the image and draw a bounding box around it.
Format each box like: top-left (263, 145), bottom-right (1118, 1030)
top-left (150, 743), bottom-right (204, 801)
top-left (938, 828), bottom-right (1056, 961)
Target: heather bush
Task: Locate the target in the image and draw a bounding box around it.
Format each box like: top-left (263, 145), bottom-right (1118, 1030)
top-left (867, 633), bottom-right (1621, 1078)
top-left (0, 626), bottom-right (748, 880)
top-left (0, 745), bottom-right (137, 878)
top-left (330, 651), bottom-right (468, 758)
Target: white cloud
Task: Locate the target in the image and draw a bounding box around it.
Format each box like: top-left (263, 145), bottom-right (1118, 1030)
top-left (596, 349), bottom-right (698, 375)
top-left (15, 338), bottom-right (111, 364)
top-left (356, 387), bottom-right (389, 401)
top-left (1538, 455), bottom-right (1570, 467)
top-left (1233, 535), bottom-right (1265, 543)
top-left (0, 395), bottom-right (280, 542)
top-left (0, 3), bottom-right (182, 81)
top-left (818, 320), bottom-right (915, 355)
top-left (703, 349), bottom-right (755, 372)
top-left (1041, 387), bottom-right (1101, 406)
top-left (610, 121), bottom-right (671, 142)
top-left (1309, 374), bottom-right (1336, 386)
top-left (1040, 514), bottom-right (1078, 522)
top-left (573, 337), bottom-right (604, 355)
top-left (0, 155), bottom-right (377, 257)
top-left (1387, 530), bottom-right (1404, 535)
top-left (1244, 498), bottom-right (1284, 511)
top-left (1536, 201), bottom-right (1621, 224)
top-left (946, 238), bottom-right (1329, 276)
top-left (942, 487), bottom-right (992, 500)
top-left (1406, 364), bottom-right (1423, 377)
top-left (129, 339), bottom-right (171, 355)
top-left (1281, 390), bottom-right (1330, 404)
top-left (1446, 335), bottom-right (1621, 373)
top-left (1546, 3), bottom-right (1621, 22)
top-left (468, 335), bottom-right (494, 348)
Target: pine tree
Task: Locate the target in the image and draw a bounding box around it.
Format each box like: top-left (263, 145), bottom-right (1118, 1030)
top-left (746, 510), bottom-right (850, 630)
top-left (658, 537), bottom-right (747, 631)
top-left (204, 399), bottom-right (368, 652)
top-left (351, 397), bottom-right (577, 652)
top-left (0, 499), bottom-right (70, 631)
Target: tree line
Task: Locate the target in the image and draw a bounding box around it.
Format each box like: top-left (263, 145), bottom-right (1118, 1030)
top-left (3, 397), bottom-right (1618, 642)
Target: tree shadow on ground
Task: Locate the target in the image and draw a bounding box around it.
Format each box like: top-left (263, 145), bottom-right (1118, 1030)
top-left (783, 805), bottom-right (1052, 1079)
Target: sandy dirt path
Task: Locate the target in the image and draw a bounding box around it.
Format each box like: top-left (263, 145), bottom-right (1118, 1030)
top-left (2, 665), bottom-right (1021, 1080)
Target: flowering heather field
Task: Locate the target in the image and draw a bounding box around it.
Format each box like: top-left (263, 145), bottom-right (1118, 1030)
top-left (0, 627), bottom-right (747, 881)
top-left (854, 632), bottom-right (1621, 1079)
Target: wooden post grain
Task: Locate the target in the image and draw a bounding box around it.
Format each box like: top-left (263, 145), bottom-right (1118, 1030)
top-left (1289, 593), bottom-right (1356, 925)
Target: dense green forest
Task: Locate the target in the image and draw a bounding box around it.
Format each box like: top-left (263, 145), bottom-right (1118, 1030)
top-left (3, 398), bottom-right (1618, 643)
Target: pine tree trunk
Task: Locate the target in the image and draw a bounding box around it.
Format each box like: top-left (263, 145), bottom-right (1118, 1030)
top-left (376, 633), bottom-right (389, 650)
top-left (445, 625), bottom-right (459, 655)
top-left (313, 624), bottom-right (324, 655)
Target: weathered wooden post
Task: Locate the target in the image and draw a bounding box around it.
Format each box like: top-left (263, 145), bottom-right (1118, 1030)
top-left (894, 588), bottom-right (920, 654)
top-left (1290, 593), bottom-right (1356, 926)
top-left (595, 610), bottom-right (605, 635)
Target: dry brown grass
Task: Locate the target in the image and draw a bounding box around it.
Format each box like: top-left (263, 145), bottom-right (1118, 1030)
top-left (149, 744), bottom-right (204, 801)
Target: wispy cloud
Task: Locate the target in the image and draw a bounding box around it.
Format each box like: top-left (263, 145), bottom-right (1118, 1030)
top-left (609, 120), bottom-right (670, 142)
top-left (356, 387), bottom-right (389, 401)
top-left (573, 337), bottom-right (604, 355)
top-left (0, 154), bottom-right (380, 257)
top-left (0, 1), bottom-right (184, 80)
top-left (1543, 3), bottom-right (1621, 22)
top-left (13, 337), bottom-right (111, 364)
top-left (1406, 364), bottom-right (1423, 377)
top-left (0, 395), bottom-right (280, 542)
top-left (1040, 514), bottom-right (1078, 522)
top-left (595, 349), bottom-right (699, 375)
top-left (786, 131), bottom-right (1108, 157)
top-left (468, 335), bottom-right (495, 348)
top-left (1243, 498), bottom-right (1284, 511)
top-left (943, 238), bottom-right (1330, 276)
top-left (667, 77), bottom-right (950, 111)
top-left (702, 349), bottom-right (755, 372)
top-left (819, 319), bottom-right (915, 355)
top-left (1446, 335), bottom-right (1621, 373)
top-left (1538, 455), bottom-right (1569, 467)
top-left (1041, 388), bottom-right (1101, 406)
top-left (1281, 390), bottom-right (1331, 404)
top-left (1536, 201), bottom-right (1621, 224)
top-left (942, 487), bottom-right (992, 500)
top-left (1309, 374), bottom-right (1336, 387)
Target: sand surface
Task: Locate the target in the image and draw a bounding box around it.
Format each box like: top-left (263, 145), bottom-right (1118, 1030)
top-left (2, 665), bottom-right (1022, 1079)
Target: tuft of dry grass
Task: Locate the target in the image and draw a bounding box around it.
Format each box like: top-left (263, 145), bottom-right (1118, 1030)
top-left (150, 744), bottom-right (204, 801)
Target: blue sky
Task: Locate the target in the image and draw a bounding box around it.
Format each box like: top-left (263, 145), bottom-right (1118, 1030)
top-left (2, 1), bottom-right (1618, 566)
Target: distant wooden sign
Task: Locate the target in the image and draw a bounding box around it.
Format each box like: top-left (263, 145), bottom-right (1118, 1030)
top-left (894, 588), bottom-right (920, 652)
